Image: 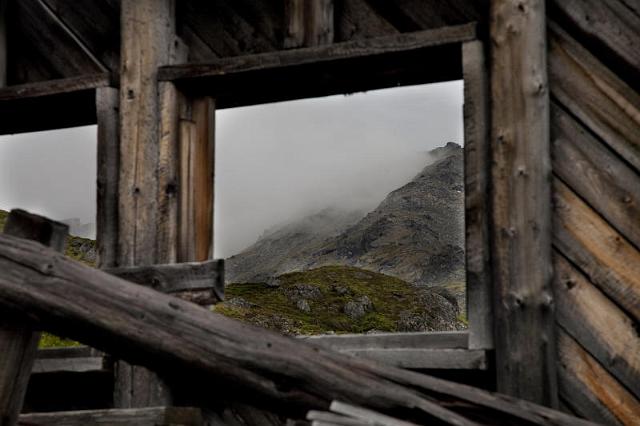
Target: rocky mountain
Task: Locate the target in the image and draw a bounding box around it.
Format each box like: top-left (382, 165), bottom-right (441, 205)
top-left (226, 142), bottom-right (465, 289)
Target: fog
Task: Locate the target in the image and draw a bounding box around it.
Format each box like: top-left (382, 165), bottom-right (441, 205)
top-left (0, 81), bottom-right (463, 258)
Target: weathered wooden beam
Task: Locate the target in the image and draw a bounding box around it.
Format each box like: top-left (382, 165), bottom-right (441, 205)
top-left (490, 0), bottom-right (557, 407)
top-left (18, 407), bottom-right (204, 426)
top-left (462, 40), bottom-right (493, 350)
top-left (104, 259), bottom-right (224, 304)
top-left (159, 24), bottom-right (475, 108)
top-left (285, 0), bottom-right (334, 48)
top-left (0, 73), bottom-right (110, 135)
top-left (338, 348), bottom-right (487, 370)
top-left (0, 235), bottom-right (597, 426)
top-left (302, 331), bottom-right (468, 350)
top-left (117, 0), bottom-right (181, 408)
top-left (552, 179), bottom-right (640, 322)
top-left (96, 86), bottom-right (120, 268)
top-left (548, 23), bottom-right (640, 174)
top-left (0, 210), bottom-right (68, 426)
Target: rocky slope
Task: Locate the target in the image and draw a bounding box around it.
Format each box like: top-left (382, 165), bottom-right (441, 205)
top-left (226, 142), bottom-right (465, 289)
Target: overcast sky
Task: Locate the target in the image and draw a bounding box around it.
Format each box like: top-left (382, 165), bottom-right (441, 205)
top-left (0, 80), bottom-right (463, 258)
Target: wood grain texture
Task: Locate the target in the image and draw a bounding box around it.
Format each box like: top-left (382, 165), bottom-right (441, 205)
top-left (0, 235), bottom-right (598, 426)
top-left (551, 104), bottom-right (640, 250)
top-left (0, 73), bottom-right (109, 101)
top-left (557, 330), bottom-right (640, 426)
top-left (96, 86), bottom-right (120, 268)
top-left (0, 210), bottom-right (68, 426)
top-left (462, 40), bottom-right (493, 350)
top-left (490, 0), bottom-right (557, 407)
top-left (285, 0), bottom-right (334, 48)
top-left (548, 24), bottom-right (640, 173)
top-left (301, 331), bottom-right (468, 350)
top-left (548, 0), bottom-right (640, 87)
top-left (116, 0), bottom-right (179, 408)
top-left (334, 0), bottom-right (398, 42)
top-left (553, 253), bottom-right (640, 399)
top-left (552, 179), bottom-right (640, 322)
top-left (18, 407), bottom-right (204, 426)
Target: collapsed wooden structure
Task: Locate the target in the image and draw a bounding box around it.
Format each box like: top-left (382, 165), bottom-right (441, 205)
top-left (0, 0), bottom-right (638, 425)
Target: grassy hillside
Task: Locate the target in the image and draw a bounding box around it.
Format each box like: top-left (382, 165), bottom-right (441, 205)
top-left (215, 265), bottom-right (462, 335)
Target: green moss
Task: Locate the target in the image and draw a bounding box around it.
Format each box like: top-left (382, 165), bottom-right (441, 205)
top-left (39, 333), bottom-right (82, 348)
top-left (215, 265), bottom-right (458, 335)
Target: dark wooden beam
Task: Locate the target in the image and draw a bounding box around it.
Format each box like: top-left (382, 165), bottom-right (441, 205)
top-left (0, 210), bottom-right (68, 426)
top-left (0, 234), bottom-right (597, 426)
top-left (0, 73), bottom-right (110, 135)
top-left (284, 0), bottom-right (334, 48)
top-left (18, 407), bottom-right (204, 426)
top-left (0, 0), bottom-right (6, 87)
top-left (104, 259), bottom-right (224, 304)
top-left (159, 24), bottom-right (475, 108)
top-left (490, 0), bottom-right (557, 407)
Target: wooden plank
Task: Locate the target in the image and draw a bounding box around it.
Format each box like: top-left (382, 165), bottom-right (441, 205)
top-left (557, 330), bottom-right (640, 426)
top-left (32, 356), bottom-right (109, 374)
top-left (0, 73), bottom-right (109, 100)
top-left (548, 23), bottom-right (640, 173)
top-left (0, 235), bottom-right (598, 426)
top-left (302, 331), bottom-right (468, 350)
top-left (462, 40), bottom-right (493, 350)
top-left (548, 0), bottom-right (640, 87)
top-left (490, 0), bottom-right (557, 407)
top-left (335, 0), bottom-right (398, 42)
top-left (18, 407), bottom-right (204, 426)
top-left (159, 24), bottom-right (473, 108)
top-left (551, 103), bottom-right (640, 251)
top-left (104, 259), bottom-right (224, 303)
top-left (307, 411), bottom-right (368, 426)
top-left (330, 401), bottom-right (419, 426)
top-left (553, 253), bottom-right (640, 399)
top-left (339, 348), bottom-right (487, 370)
top-left (116, 0), bottom-right (179, 408)
top-left (96, 86), bottom-right (120, 268)
top-left (285, 0), bottom-right (334, 48)
top-left (0, 210), bottom-right (68, 426)
top-left (553, 179), bottom-right (640, 321)
top-left (37, 346), bottom-right (102, 359)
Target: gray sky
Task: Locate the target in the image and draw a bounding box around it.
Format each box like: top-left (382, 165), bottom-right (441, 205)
top-left (0, 81), bottom-right (463, 258)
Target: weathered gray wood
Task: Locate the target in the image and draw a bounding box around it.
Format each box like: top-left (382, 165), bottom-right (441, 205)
top-left (557, 330), bottom-right (640, 425)
top-left (307, 411), bottom-right (368, 426)
top-left (18, 407), bottom-right (204, 426)
top-left (37, 346), bottom-right (102, 359)
top-left (0, 235), bottom-right (597, 426)
top-left (548, 0), bottom-right (640, 85)
top-left (490, 0), bottom-right (557, 408)
top-left (553, 253), bottom-right (640, 399)
top-left (32, 356), bottom-right (110, 374)
top-left (0, 73), bottom-right (110, 101)
top-left (329, 401), bottom-right (420, 426)
top-left (548, 23), bottom-right (640, 173)
top-left (96, 86), bottom-right (119, 268)
top-left (0, 210), bottom-right (68, 426)
top-left (551, 103), bottom-right (640, 252)
top-left (285, 0), bottom-right (334, 48)
top-left (160, 24), bottom-right (475, 82)
top-left (116, 0), bottom-right (179, 408)
top-left (552, 179), bottom-right (640, 322)
top-left (462, 40), bottom-right (493, 350)
top-left (339, 348), bottom-right (487, 370)
top-left (302, 331), bottom-right (468, 350)
top-left (335, 0), bottom-right (398, 42)
top-left (104, 259), bottom-right (224, 304)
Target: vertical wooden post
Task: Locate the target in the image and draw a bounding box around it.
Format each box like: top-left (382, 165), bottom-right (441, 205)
top-left (490, 0), bottom-right (557, 407)
top-left (284, 0), bottom-right (334, 48)
top-left (96, 87), bottom-right (120, 269)
top-left (463, 40), bottom-right (493, 350)
top-left (116, 0), bottom-right (182, 407)
top-left (0, 0), bottom-right (6, 87)
top-left (0, 210), bottom-right (68, 426)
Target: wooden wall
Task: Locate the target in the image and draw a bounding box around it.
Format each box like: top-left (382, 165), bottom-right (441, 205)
top-left (546, 1), bottom-right (640, 424)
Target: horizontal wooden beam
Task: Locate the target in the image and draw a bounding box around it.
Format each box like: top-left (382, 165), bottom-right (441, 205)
top-left (104, 259), bottom-right (224, 304)
top-left (339, 348), bottom-right (487, 370)
top-left (158, 24), bottom-right (476, 108)
top-left (0, 233), bottom-right (596, 426)
top-left (32, 356), bottom-right (109, 374)
top-left (302, 331), bottom-right (468, 350)
top-left (18, 407), bottom-right (204, 426)
top-left (0, 73), bottom-right (111, 134)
